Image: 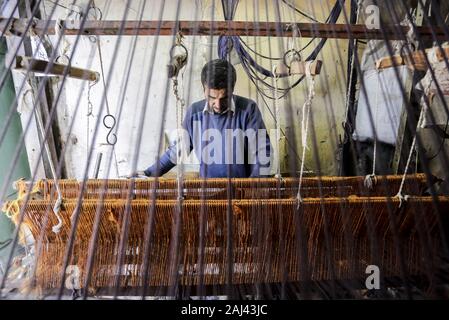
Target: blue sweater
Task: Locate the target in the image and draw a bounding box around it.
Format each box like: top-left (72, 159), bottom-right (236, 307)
top-left (144, 95), bottom-right (272, 178)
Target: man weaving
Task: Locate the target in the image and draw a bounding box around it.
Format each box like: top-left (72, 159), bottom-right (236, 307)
top-left (137, 59), bottom-right (272, 178)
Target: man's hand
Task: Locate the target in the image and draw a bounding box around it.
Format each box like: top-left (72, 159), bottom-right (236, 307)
top-left (127, 170), bottom-right (147, 178)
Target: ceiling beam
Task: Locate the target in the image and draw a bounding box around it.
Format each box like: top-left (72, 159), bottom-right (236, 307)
top-left (1, 18), bottom-right (447, 40)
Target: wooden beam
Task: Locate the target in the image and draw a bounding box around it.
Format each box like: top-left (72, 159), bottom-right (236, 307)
top-left (290, 60), bottom-right (322, 76)
top-left (1, 18), bottom-right (448, 40)
top-left (14, 56), bottom-right (100, 81)
top-left (275, 60), bottom-right (322, 76)
top-left (376, 46), bottom-right (449, 71)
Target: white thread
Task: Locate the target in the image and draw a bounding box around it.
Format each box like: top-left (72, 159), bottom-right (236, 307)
top-left (288, 23), bottom-right (302, 53)
top-left (364, 70), bottom-right (380, 189)
top-left (272, 65), bottom-right (281, 179)
top-left (296, 61), bottom-right (315, 206)
top-left (302, 61), bottom-right (314, 148)
top-left (395, 108), bottom-right (424, 207)
top-left (26, 84), bottom-right (64, 233)
top-left (285, 23), bottom-right (303, 70)
top-left (86, 78), bottom-right (98, 157)
top-left (23, 83), bottom-right (62, 233)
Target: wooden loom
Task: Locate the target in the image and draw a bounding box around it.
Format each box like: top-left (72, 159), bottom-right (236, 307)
top-left (2, 0), bottom-right (449, 300)
top-left (7, 174), bottom-right (449, 296)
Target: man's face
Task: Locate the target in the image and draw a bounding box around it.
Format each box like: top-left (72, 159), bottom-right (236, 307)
top-left (204, 86), bottom-right (232, 113)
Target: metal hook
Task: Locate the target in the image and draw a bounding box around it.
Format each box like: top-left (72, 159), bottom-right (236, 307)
top-left (168, 38), bottom-right (188, 79)
top-left (283, 48), bottom-right (302, 70)
top-left (103, 114), bottom-right (117, 145)
top-left (169, 42), bottom-right (188, 62)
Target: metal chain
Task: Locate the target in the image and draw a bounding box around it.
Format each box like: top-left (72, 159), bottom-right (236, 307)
top-left (172, 78), bottom-right (186, 111)
top-left (173, 75), bottom-right (186, 201)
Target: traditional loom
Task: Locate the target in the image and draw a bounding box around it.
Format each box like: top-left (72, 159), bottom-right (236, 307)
top-left (3, 174), bottom-right (447, 298)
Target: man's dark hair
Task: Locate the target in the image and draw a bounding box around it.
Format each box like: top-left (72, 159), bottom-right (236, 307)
top-left (201, 59), bottom-right (236, 91)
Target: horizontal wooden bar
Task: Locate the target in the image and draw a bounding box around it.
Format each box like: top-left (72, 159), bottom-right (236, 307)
top-left (376, 45), bottom-right (449, 71)
top-left (14, 55), bottom-right (100, 81)
top-left (1, 18), bottom-right (448, 40)
top-left (275, 60), bottom-right (323, 76)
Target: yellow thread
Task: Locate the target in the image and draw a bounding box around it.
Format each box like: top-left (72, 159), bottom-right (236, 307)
top-left (2, 179), bottom-right (43, 223)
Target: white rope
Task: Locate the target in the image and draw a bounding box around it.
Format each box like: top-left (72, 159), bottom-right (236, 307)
top-left (394, 36), bottom-right (431, 206)
top-left (395, 108), bottom-right (424, 207)
top-left (296, 61), bottom-right (315, 207)
top-left (288, 23), bottom-right (302, 53)
top-left (285, 23), bottom-right (303, 71)
top-left (301, 62), bottom-right (314, 148)
top-left (364, 69), bottom-right (380, 189)
top-left (272, 65), bottom-right (282, 179)
top-left (86, 78), bottom-right (98, 157)
top-left (25, 81), bottom-right (63, 233)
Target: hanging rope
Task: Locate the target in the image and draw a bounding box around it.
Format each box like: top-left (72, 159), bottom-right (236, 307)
top-left (86, 77), bottom-right (98, 156)
top-left (35, 122), bottom-right (62, 232)
top-left (296, 61), bottom-right (315, 207)
top-left (21, 80), bottom-right (64, 233)
top-left (273, 25), bottom-right (303, 179)
top-left (284, 23), bottom-right (303, 71)
top-left (170, 32), bottom-right (188, 201)
top-left (364, 69), bottom-right (381, 190)
top-left (395, 109), bottom-right (424, 207)
top-left (393, 16), bottom-right (421, 205)
top-left (36, 108), bottom-right (63, 233)
top-left (173, 76), bottom-right (185, 200)
top-left (272, 65), bottom-right (282, 179)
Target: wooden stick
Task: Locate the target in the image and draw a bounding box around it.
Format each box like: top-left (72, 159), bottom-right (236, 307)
top-left (1, 18), bottom-right (448, 40)
top-left (14, 56), bottom-right (100, 81)
top-left (290, 60), bottom-right (322, 76)
top-left (275, 60), bottom-right (322, 76)
top-left (376, 46), bottom-right (449, 71)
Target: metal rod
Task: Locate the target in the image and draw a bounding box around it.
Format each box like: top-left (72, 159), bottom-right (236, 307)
top-left (93, 152), bottom-right (103, 179)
